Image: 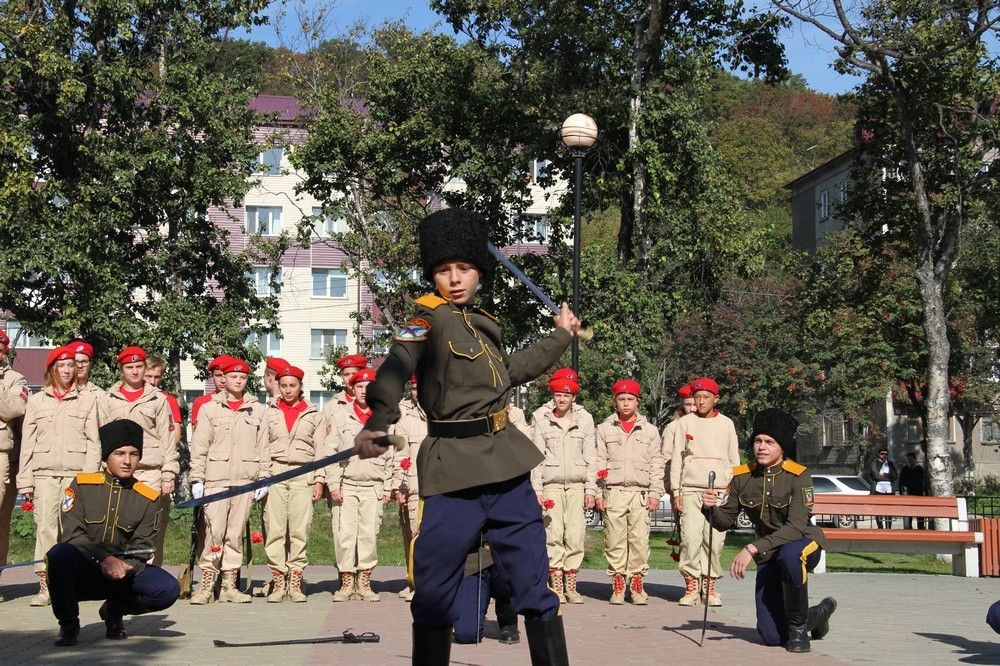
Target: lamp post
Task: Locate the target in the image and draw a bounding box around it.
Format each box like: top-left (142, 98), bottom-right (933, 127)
top-left (560, 113), bottom-right (598, 371)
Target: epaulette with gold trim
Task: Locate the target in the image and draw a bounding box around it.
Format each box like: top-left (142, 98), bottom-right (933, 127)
top-left (732, 462), bottom-right (754, 476)
top-left (76, 472), bottom-right (106, 485)
top-left (415, 293), bottom-right (449, 309)
top-left (782, 459), bottom-right (807, 476)
top-left (133, 482), bottom-right (161, 502)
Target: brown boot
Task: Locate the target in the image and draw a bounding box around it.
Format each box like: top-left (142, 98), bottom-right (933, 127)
top-left (332, 572), bottom-right (355, 602)
top-left (629, 575), bottom-right (648, 605)
top-left (563, 570), bottom-right (584, 604)
top-left (189, 569), bottom-right (217, 605)
top-left (356, 569), bottom-right (380, 602)
top-left (218, 570), bottom-right (251, 603)
top-left (609, 573), bottom-right (626, 605)
top-left (31, 572), bottom-right (50, 607)
top-left (706, 577), bottom-right (722, 606)
top-left (678, 575), bottom-right (700, 606)
top-left (266, 569), bottom-right (286, 603)
top-left (287, 569), bottom-right (307, 603)
top-left (549, 568), bottom-right (566, 603)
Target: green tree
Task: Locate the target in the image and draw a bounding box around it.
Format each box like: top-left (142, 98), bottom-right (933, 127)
top-left (0, 0), bottom-right (285, 381)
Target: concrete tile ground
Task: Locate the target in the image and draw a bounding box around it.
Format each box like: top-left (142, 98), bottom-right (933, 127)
top-left (0, 565), bottom-right (996, 664)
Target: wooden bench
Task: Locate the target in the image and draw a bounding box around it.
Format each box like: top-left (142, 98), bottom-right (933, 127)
top-left (811, 494), bottom-right (983, 577)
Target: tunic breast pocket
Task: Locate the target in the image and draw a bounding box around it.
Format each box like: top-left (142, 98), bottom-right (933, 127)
top-left (447, 341), bottom-right (488, 387)
top-left (61, 412), bottom-right (89, 452)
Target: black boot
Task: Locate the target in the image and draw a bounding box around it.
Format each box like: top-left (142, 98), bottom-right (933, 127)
top-left (53, 621), bottom-right (80, 647)
top-left (495, 597), bottom-right (520, 644)
top-left (412, 624), bottom-right (452, 666)
top-left (808, 596), bottom-right (837, 640)
top-left (524, 615), bottom-right (569, 666)
top-left (782, 581), bottom-right (810, 653)
top-left (99, 600), bottom-right (128, 640)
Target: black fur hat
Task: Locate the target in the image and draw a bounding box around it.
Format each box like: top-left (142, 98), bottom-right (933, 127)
top-left (99, 419), bottom-right (144, 461)
top-left (418, 208), bottom-right (492, 283)
top-left (749, 408), bottom-right (799, 461)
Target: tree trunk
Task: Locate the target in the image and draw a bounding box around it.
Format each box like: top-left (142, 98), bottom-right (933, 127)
top-left (617, 188), bottom-right (635, 262)
top-left (628, 15), bottom-right (648, 267)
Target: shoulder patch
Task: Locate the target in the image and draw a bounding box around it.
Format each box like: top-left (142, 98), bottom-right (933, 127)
top-left (802, 486), bottom-right (815, 508)
top-left (415, 293), bottom-right (448, 309)
top-left (62, 487), bottom-right (76, 512)
top-left (732, 462), bottom-right (754, 476)
top-left (76, 472), bottom-right (106, 485)
top-left (782, 460), bottom-right (807, 476)
top-left (133, 482), bottom-right (161, 502)
top-left (396, 317), bottom-right (431, 342)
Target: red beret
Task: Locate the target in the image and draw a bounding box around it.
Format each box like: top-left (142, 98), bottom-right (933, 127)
top-left (276, 365), bottom-right (304, 380)
top-left (550, 368), bottom-right (580, 384)
top-left (349, 367), bottom-right (376, 385)
top-left (207, 355), bottom-right (231, 372)
top-left (0, 331), bottom-right (9, 346)
top-left (222, 357), bottom-right (250, 374)
top-left (678, 384), bottom-right (693, 398)
top-left (408, 375), bottom-right (417, 384)
top-left (46, 346), bottom-right (75, 367)
top-left (116, 346), bottom-right (147, 365)
top-left (612, 379), bottom-right (641, 397)
top-left (690, 377), bottom-right (720, 395)
top-left (336, 354), bottom-right (369, 370)
top-left (265, 357), bottom-right (290, 373)
top-left (68, 341), bottom-right (94, 358)
top-left (549, 378), bottom-right (580, 395)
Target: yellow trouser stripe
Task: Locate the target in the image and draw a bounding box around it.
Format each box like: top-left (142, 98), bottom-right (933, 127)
top-left (800, 540), bottom-right (820, 583)
top-left (407, 497), bottom-right (425, 588)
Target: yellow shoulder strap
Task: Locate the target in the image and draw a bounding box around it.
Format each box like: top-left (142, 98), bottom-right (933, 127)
top-left (732, 463), bottom-right (752, 476)
top-left (782, 459), bottom-right (807, 476)
top-left (76, 472), bottom-right (106, 485)
top-left (133, 482), bottom-right (161, 502)
top-left (476, 307), bottom-right (499, 323)
top-left (415, 293), bottom-right (448, 309)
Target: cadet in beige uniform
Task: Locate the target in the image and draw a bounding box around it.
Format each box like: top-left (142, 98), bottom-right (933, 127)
top-left (67, 340), bottom-right (103, 396)
top-left (18, 346), bottom-right (101, 606)
top-left (264, 364), bottom-right (323, 603)
top-left (325, 368), bottom-right (398, 602)
top-left (531, 368), bottom-right (596, 604)
top-left (595, 379), bottom-right (664, 605)
top-left (99, 346), bottom-right (176, 566)
top-left (0, 332), bottom-right (27, 581)
top-left (669, 376), bottom-right (740, 607)
top-left (188, 357), bottom-right (271, 604)
top-left (391, 375), bottom-right (426, 601)
top-left (661, 384), bottom-right (696, 507)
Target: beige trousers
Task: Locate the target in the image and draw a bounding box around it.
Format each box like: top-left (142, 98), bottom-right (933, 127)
top-left (335, 485), bottom-right (383, 573)
top-left (33, 475), bottom-right (74, 572)
top-left (0, 452), bottom-right (16, 563)
top-left (263, 462), bottom-right (314, 572)
top-left (679, 490), bottom-right (726, 579)
top-left (542, 485), bottom-right (586, 571)
top-left (133, 468), bottom-right (169, 567)
top-left (603, 488), bottom-right (650, 577)
top-left (199, 488), bottom-right (252, 572)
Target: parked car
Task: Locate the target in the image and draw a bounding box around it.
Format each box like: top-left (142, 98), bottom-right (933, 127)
top-left (811, 474), bottom-right (871, 528)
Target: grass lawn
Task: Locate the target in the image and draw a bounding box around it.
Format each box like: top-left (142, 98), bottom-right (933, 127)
top-left (7, 503), bottom-right (950, 575)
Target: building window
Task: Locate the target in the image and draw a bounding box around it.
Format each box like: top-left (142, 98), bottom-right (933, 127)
top-left (839, 180), bottom-right (849, 204)
top-left (249, 267), bottom-right (281, 296)
top-left (310, 390), bottom-right (335, 409)
top-left (518, 214), bottom-right (549, 243)
top-left (257, 147), bottom-right (284, 176)
top-left (4, 320), bottom-right (50, 348)
top-left (247, 331), bottom-right (282, 356)
top-left (372, 326), bottom-right (390, 355)
top-left (983, 417), bottom-right (999, 443)
top-left (312, 269), bottom-right (348, 299)
top-left (311, 329), bottom-right (347, 359)
top-left (312, 206), bottom-right (348, 236)
top-left (820, 410), bottom-right (846, 447)
top-left (246, 206), bottom-right (282, 236)
top-left (905, 416), bottom-right (923, 443)
top-left (818, 189), bottom-right (830, 221)
top-left (530, 158), bottom-right (551, 184)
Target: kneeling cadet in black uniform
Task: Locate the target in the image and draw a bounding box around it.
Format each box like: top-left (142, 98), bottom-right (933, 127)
top-left (47, 419), bottom-right (180, 646)
top-left (354, 208), bottom-right (580, 665)
top-left (701, 408), bottom-right (837, 653)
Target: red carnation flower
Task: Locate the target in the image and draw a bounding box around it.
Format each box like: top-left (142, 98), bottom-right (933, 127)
top-left (685, 434), bottom-right (694, 440)
top-left (670, 551), bottom-right (680, 562)
top-left (19, 500), bottom-right (33, 512)
top-left (597, 469), bottom-right (609, 479)
top-left (251, 531), bottom-right (264, 544)
top-left (210, 545), bottom-right (222, 552)
top-left (400, 457), bottom-right (412, 471)
top-left (543, 499), bottom-right (555, 510)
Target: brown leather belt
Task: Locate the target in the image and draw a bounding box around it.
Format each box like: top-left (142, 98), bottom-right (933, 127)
top-left (427, 406), bottom-right (509, 438)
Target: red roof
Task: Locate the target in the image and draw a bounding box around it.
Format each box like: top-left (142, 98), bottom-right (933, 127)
top-left (250, 95), bottom-right (314, 125)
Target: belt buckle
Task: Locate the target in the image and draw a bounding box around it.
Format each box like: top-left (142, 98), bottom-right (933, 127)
top-left (490, 408), bottom-right (509, 433)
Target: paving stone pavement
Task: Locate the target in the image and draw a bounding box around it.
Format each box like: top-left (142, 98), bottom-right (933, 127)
top-left (0, 565), bottom-right (997, 664)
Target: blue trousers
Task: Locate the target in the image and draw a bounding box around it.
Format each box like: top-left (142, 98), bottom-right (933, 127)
top-left (755, 538), bottom-right (822, 646)
top-left (988, 600), bottom-right (1000, 634)
top-left (452, 565), bottom-right (514, 643)
top-left (47, 543), bottom-right (180, 626)
top-left (411, 474), bottom-right (558, 630)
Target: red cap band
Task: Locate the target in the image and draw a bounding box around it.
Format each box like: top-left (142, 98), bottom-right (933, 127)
top-left (116, 346), bottom-right (147, 365)
top-left (349, 368), bottom-right (376, 385)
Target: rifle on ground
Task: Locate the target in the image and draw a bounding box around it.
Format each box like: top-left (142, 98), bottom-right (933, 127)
top-left (177, 506), bottom-right (201, 598)
top-left (213, 630), bottom-right (380, 648)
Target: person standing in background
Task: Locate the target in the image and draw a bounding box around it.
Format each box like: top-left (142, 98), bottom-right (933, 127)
top-left (0, 331), bottom-right (27, 594)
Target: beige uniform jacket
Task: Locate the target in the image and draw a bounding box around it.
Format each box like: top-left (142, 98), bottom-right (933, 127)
top-left (316, 390), bottom-right (352, 445)
top-left (265, 399), bottom-right (324, 484)
top-left (0, 364), bottom-right (27, 454)
top-left (324, 406), bottom-right (397, 497)
top-left (391, 397), bottom-right (426, 496)
top-left (189, 392), bottom-right (270, 488)
top-left (77, 381), bottom-right (104, 395)
top-left (509, 404), bottom-right (531, 438)
top-left (99, 382), bottom-right (177, 480)
top-left (661, 419), bottom-right (680, 494)
top-left (595, 413), bottom-right (665, 495)
top-left (669, 411), bottom-right (740, 493)
top-left (17, 387), bottom-right (101, 493)
top-left (530, 402), bottom-right (597, 495)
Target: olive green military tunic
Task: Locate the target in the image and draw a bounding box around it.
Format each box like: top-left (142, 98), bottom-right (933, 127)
top-left (366, 294), bottom-right (572, 497)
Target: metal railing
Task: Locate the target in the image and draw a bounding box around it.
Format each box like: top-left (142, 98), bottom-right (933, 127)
top-left (960, 495), bottom-right (1000, 518)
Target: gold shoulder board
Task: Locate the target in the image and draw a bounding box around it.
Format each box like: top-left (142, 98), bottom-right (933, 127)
top-left (76, 472), bottom-right (106, 485)
top-left (133, 482), bottom-right (161, 502)
top-left (732, 463), bottom-right (752, 476)
top-left (415, 293), bottom-right (448, 309)
top-left (782, 460), bottom-right (807, 476)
